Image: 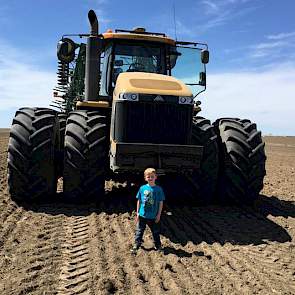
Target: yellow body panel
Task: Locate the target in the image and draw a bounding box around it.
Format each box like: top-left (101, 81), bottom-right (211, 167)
top-left (113, 72), bottom-right (193, 99)
top-left (103, 32), bottom-right (175, 46)
top-left (76, 101), bottom-right (110, 108)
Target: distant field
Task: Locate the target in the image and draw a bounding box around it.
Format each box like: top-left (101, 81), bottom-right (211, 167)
top-left (1, 128), bottom-right (294, 141)
top-left (264, 136), bottom-right (295, 147)
top-left (0, 129), bottom-right (10, 135)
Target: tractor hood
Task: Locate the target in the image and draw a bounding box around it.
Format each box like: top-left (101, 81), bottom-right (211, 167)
top-left (113, 72), bottom-right (192, 99)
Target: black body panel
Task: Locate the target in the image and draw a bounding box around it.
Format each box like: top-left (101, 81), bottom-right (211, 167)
top-left (110, 142), bottom-right (203, 173)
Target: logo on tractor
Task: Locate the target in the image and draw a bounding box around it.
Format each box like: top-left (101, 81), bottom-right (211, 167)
top-left (154, 95), bottom-right (164, 102)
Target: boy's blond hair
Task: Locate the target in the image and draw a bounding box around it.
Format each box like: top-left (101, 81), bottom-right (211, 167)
top-left (144, 167), bottom-right (157, 176)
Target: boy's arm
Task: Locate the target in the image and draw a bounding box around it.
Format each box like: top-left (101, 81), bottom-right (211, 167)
top-left (155, 201), bottom-right (163, 223)
top-left (136, 199), bottom-right (140, 223)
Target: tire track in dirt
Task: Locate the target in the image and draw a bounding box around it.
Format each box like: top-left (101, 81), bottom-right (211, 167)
top-left (208, 205), bottom-right (295, 290)
top-left (217, 205), bottom-right (295, 288)
top-left (95, 197), bottom-right (183, 294)
top-left (157, 217), bottom-right (211, 293)
top-left (236, 244), bottom-right (295, 287)
top-left (182, 206), bottom-right (295, 294)
top-left (123, 198), bottom-right (187, 294)
top-left (0, 211), bottom-right (64, 294)
top-left (167, 205), bottom-right (266, 293)
top-left (162, 208), bottom-right (244, 295)
top-left (0, 207), bottom-right (25, 249)
top-left (89, 210), bottom-right (127, 295)
top-left (17, 215), bottom-right (64, 295)
top-left (178, 206), bottom-right (273, 293)
top-left (113, 196), bottom-right (197, 295)
top-left (96, 211), bottom-right (138, 294)
top-left (113, 210), bottom-right (181, 294)
top-left (0, 200), bottom-right (18, 228)
top-left (95, 200), bottom-right (150, 295)
top-left (57, 214), bottom-right (94, 295)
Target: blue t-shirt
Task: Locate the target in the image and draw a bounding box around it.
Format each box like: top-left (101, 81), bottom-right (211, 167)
top-left (136, 184), bottom-right (165, 219)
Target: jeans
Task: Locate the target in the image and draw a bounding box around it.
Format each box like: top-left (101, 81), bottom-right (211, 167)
top-left (135, 216), bottom-right (161, 248)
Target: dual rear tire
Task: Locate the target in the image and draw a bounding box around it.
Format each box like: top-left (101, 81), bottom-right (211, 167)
top-left (187, 116), bottom-right (266, 205)
top-left (214, 118), bottom-right (266, 204)
top-left (63, 110), bottom-right (108, 202)
top-left (7, 108), bottom-right (58, 202)
top-left (7, 108), bottom-right (107, 203)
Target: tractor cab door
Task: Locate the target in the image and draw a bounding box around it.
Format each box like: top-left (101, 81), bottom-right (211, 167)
top-left (169, 42), bottom-right (209, 97)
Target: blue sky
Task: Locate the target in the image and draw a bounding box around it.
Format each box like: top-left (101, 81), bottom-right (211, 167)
top-left (1, 0), bottom-right (295, 135)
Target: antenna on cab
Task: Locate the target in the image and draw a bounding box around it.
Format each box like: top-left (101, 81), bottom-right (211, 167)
top-left (173, 2), bottom-right (177, 40)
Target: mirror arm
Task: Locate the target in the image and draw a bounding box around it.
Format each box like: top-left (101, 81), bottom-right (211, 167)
top-left (193, 64), bottom-right (207, 98)
top-left (193, 85), bottom-right (206, 99)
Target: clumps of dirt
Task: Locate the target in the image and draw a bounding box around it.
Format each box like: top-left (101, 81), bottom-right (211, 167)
top-left (1, 133), bottom-right (295, 294)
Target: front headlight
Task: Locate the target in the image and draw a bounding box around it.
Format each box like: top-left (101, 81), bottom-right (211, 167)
top-left (118, 93), bottom-right (139, 101)
top-left (179, 96), bottom-right (194, 105)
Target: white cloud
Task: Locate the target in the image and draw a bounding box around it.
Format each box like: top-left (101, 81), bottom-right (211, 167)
top-left (0, 40), bottom-right (55, 110)
top-left (267, 31), bottom-right (295, 40)
top-left (247, 39), bottom-right (295, 61)
top-left (175, 20), bottom-right (194, 38)
top-left (202, 0), bottom-right (220, 14)
top-left (93, 8), bottom-right (111, 24)
top-left (201, 65), bottom-right (295, 135)
top-left (199, 0), bottom-right (258, 31)
top-left (253, 41), bottom-right (288, 50)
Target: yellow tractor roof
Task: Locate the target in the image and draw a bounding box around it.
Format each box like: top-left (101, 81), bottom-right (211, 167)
top-left (103, 31), bottom-right (175, 46)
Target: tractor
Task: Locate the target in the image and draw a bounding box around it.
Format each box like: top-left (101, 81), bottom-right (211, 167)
top-left (7, 10), bottom-right (266, 204)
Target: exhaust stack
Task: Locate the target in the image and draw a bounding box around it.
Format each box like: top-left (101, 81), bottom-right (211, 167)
top-left (88, 9), bottom-right (99, 35)
top-left (85, 10), bottom-right (101, 101)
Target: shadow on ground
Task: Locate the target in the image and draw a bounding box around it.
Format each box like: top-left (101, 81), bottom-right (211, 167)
top-left (14, 187), bottom-right (294, 248)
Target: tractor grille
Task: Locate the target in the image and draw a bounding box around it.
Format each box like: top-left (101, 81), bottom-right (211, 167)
top-left (114, 101), bottom-right (193, 144)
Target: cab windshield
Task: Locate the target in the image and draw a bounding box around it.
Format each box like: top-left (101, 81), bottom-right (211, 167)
top-left (112, 42), bottom-right (166, 85)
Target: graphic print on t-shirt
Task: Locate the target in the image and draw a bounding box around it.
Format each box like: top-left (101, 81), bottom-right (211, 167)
top-left (143, 189), bottom-right (154, 210)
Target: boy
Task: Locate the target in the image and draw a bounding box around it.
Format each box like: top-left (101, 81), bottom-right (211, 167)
top-left (131, 168), bottom-right (165, 254)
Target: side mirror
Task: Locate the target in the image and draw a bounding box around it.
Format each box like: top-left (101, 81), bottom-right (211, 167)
top-left (199, 72), bottom-right (206, 86)
top-left (201, 49), bottom-right (209, 64)
top-left (57, 38), bottom-right (76, 63)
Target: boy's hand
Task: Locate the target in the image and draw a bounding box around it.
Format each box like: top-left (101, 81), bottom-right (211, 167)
top-left (155, 214), bottom-right (161, 223)
top-left (135, 213), bottom-right (139, 224)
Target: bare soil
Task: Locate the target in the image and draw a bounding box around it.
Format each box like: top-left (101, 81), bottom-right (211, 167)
top-left (0, 132), bottom-right (294, 294)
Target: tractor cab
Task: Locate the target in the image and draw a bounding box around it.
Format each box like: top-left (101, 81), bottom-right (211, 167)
top-left (99, 29), bottom-right (209, 99)
top-left (55, 20), bottom-right (209, 107)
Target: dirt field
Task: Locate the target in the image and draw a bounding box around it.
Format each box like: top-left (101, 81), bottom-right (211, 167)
top-left (0, 131), bottom-right (294, 295)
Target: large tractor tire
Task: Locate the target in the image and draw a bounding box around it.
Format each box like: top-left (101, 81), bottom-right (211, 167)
top-left (56, 112), bottom-right (67, 177)
top-left (214, 118), bottom-right (266, 204)
top-left (187, 116), bottom-right (219, 204)
top-left (63, 110), bottom-right (108, 202)
top-left (7, 107), bottom-right (58, 202)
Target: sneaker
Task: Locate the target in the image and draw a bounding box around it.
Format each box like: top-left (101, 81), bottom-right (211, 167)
top-left (131, 244), bottom-right (140, 254)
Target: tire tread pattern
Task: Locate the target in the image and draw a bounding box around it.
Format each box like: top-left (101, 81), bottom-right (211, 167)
top-left (7, 107), bottom-right (58, 201)
top-left (214, 118), bottom-right (266, 204)
top-left (63, 110), bottom-right (107, 201)
top-left (188, 116), bottom-right (219, 203)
